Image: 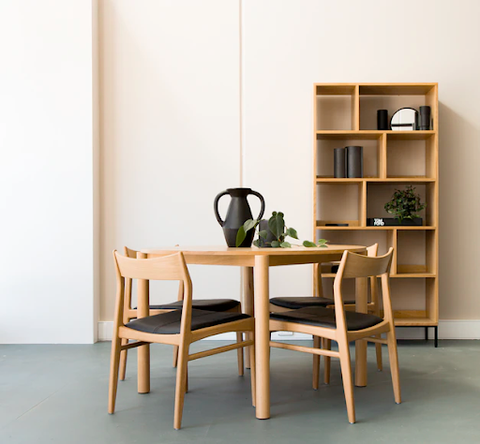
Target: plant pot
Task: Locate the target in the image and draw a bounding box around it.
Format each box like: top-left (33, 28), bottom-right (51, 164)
top-left (367, 217), bottom-right (423, 227)
top-left (257, 220), bottom-right (276, 247)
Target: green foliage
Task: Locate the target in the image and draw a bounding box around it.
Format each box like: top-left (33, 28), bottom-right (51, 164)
top-left (303, 239), bottom-right (328, 248)
top-left (235, 219), bottom-right (260, 247)
top-left (268, 212), bottom-right (285, 241)
top-left (316, 239), bottom-right (328, 247)
top-left (384, 185), bottom-right (426, 223)
top-left (236, 211), bottom-right (328, 248)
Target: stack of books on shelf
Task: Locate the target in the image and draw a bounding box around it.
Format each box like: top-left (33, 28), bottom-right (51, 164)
top-left (334, 146), bottom-right (363, 178)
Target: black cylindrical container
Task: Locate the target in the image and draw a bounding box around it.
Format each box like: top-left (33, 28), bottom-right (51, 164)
top-left (377, 109), bottom-right (389, 130)
top-left (334, 148), bottom-right (346, 178)
top-left (419, 106), bottom-right (431, 130)
top-left (346, 146), bottom-right (363, 178)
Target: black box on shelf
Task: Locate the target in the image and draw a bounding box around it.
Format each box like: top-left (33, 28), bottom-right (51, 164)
top-left (367, 217), bottom-right (423, 227)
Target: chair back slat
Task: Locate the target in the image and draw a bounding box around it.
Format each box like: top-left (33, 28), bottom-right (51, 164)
top-left (124, 246), bottom-right (137, 259)
top-left (366, 243), bottom-right (378, 257)
top-left (338, 248), bottom-right (393, 280)
top-left (114, 251), bottom-right (187, 281)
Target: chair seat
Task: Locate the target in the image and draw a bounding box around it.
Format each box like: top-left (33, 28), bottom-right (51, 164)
top-left (270, 296), bottom-right (355, 310)
top-left (126, 308), bottom-right (250, 335)
top-left (138, 298), bottom-right (241, 312)
top-left (270, 306), bottom-right (383, 331)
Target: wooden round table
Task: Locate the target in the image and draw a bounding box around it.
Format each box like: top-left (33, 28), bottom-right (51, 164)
top-left (139, 244), bottom-right (367, 419)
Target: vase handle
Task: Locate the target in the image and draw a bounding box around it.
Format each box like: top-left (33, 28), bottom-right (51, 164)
top-left (249, 190), bottom-right (265, 221)
top-left (213, 190), bottom-right (230, 227)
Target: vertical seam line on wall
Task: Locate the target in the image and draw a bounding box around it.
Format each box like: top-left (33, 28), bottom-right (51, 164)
top-left (239, 0), bottom-right (244, 300)
top-left (239, 0), bottom-right (244, 186)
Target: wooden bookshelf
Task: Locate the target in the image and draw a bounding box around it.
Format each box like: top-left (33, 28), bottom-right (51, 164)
top-left (313, 83), bottom-right (439, 338)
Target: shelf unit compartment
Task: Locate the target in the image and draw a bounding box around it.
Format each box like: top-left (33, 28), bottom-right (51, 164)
top-left (396, 230), bottom-right (436, 276)
top-left (366, 182), bottom-right (435, 226)
top-left (317, 229), bottom-right (393, 256)
top-left (316, 183), bottom-right (365, 227)
top-left (386, 133), bottom-right (436, 179)
top-left (358, 84), bottom-right (437, 131)
top-left (316, 133), bottom-right (385, 179)
top-left (387, 278), bottom-right (436, 325)
top-left (315, 85), bottom-right (358, 131)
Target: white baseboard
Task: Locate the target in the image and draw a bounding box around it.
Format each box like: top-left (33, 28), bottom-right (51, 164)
top-left (97, 320), bottom-right (480, 342)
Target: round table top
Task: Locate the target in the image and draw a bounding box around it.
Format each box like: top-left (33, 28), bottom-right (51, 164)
top-left (141, 244), bottom-right (366, 256)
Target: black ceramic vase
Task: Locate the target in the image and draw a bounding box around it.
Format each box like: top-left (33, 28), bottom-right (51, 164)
top-left (214, 188), bottom-right (265, 247)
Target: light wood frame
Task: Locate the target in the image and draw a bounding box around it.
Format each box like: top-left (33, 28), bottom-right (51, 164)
top-left (314, 82), bottom-right (439, 331)
top-left (270, 248), bottom-right (400, 424)
top-left (118, 247), bottom-right (244, 381)
top-left (108, 251), bottom-right (255, 430)
top-left (316, 243), bottom-right (383, 387)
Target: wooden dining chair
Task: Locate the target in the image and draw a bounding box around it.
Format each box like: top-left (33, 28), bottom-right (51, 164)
top-left (269, 244), bottom-right (383, 380)
top-left (269, 248), bottom-right (400, 424)
top-left (109, 250), bottom-right (255, 430)
top-left (318, 244), bottom-right (384, 385)
top-left (119, 247), bottom-right (244, 381)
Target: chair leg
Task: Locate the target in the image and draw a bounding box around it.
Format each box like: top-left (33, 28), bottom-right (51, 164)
top-left (338, 339), bottom-right (355, 424)
top-left (322, 338), bottom-right (331, 384)
top-left (236, 332), bottom-right (244, 376)
top-left (108, 336), bottom-right (122, 414)
top-left (172, 345), bottom-right (179, 368)
top-left (375, 340), bottom-right (383, 372)
top-left (312, 336), bottom-right (321, 390)
top-left (249, 334), bottom-right (256, 407)
top-left (173, 343), bottom-right (189, 430)
top-left (119, 338), bottom-right (128, 381)
top-left (386, 329), bottom-right (401, 404)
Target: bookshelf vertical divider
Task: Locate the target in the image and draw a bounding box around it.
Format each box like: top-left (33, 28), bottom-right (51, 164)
top-left (314, 83), bottom-right (439, 342)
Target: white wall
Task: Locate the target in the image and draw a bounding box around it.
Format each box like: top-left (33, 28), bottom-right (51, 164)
top-left (0, 1), bottom-right (98, 343)
top-left (2, 0), bottom-right (480, 343)
top-left (100, 0), bottom-right (480, 328)
top-left (98, 0), bottom-right (242, 320)
top-left (242, 0), bottom-right (480, 320)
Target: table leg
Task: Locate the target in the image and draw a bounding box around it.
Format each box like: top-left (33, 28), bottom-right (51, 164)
top-left (254, 255), bottom-right (270, 419)
top-left (312, 262), bottom-right (324, 388)
top-left (355, 276), bottom-right (368, 387)
top-left (242, 267), bottom-right (254, 369)
top-left (314, 263), bottom-right (325, 298)
top-left (137, 252), bottom-right (150, 393)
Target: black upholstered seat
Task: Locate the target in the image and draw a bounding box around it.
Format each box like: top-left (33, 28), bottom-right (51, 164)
top-left (270, 306), bottom-right (383, 331)
top-left (126, 308), bottom-right (250, 335)
top-left (270, 296), bottom-right (355, 310)
top-left (138, 299), bottom-right (241, 312)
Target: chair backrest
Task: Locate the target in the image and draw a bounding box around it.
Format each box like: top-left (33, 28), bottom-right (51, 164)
top-left (315, 243), bottom-right (379, 299)
top-left (336, 247), bottom-right (393, 280)
top-left (332, 248), bottom-right (394, 329)
top-left (122, 247), bottom-right (186, 314)
top-left (112, 250), bottom-right (193, 334)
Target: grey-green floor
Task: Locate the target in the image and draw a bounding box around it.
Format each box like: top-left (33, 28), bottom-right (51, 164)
top-left (1, 340), bottom-right (479, 444)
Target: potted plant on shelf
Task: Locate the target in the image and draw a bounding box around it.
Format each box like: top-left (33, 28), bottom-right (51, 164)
top-left (368, 185), bottom-right (426, 226)
top-left (236, 211), bottom-right (328, 248)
